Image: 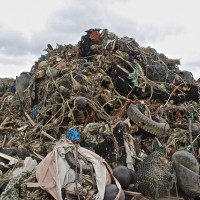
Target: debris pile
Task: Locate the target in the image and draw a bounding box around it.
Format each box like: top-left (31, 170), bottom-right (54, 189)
top-left (0, 28), bottom-right (200, 200)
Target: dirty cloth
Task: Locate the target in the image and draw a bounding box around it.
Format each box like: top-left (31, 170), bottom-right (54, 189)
top-left (27, 139), bottom-right (121, 200)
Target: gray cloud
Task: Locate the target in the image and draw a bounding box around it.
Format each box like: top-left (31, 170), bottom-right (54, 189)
top-left (0, 53), bottom-right (36, 66)
top-left (184, 60), bottom-right (200, 68)
top-left (0, 24), bottom-right (48, 56)
top-left (0, 0), bottom-right (186, 57)
top-left (0, 25), bottom-right (31, 55)
top-left (38, 0), bottom-right (185, 47)
top-left (0, 0), bottom-right (194, 78)
top-left (138, 25), bottom-right (186, 45)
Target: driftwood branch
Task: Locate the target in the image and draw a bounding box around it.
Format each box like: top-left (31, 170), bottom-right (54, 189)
top-left (0, 152), bottom-right (18, 165)
top-left (41, 130), bottom-right (56, 141)
top-left (166, 59), bottom-right (181, 65)
top-left (24, 112), bottom-right (36, 127)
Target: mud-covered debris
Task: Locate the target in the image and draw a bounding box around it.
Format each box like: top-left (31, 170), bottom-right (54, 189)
top-left (0, 28), bottom-right (199, 200)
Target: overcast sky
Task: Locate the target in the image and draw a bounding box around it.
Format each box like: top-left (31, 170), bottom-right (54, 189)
top-left (0, 0), bottom-right (199, 79)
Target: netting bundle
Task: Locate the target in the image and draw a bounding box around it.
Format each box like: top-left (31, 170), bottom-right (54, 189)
top-left (135, 151), bottom-right (174, 199)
